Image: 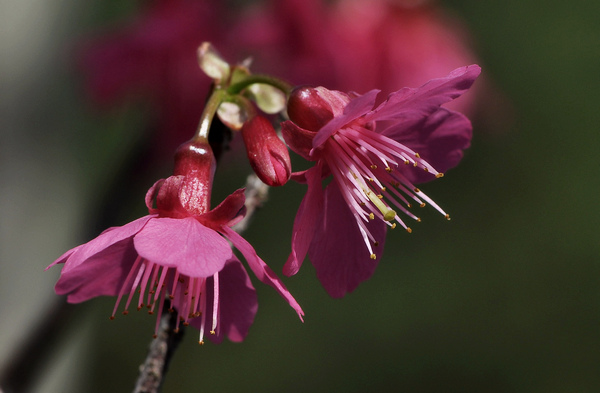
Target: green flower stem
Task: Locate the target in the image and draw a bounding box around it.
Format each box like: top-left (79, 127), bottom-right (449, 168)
top-left (194, 88), bottom-right (227, 141)
top-left (227, 74), bottom-right (293, 96)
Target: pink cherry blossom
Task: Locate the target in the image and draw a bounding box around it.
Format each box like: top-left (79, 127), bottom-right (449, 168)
top-left (234, 0), bottom-right (480, 114)
top-left (281, 65), bottom-right (481, 298)
top-left (48, 140), bottom-right (303, 343)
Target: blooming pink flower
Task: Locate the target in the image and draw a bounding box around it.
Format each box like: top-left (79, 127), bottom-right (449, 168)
top-left (281, 65), bottom-right (481, 298)
top-left (77, 0), bottom-right (230, 157)
top-left (234, 0), bottom-right (480, 114)
top-left (48, 140), bottom-right (303, 343)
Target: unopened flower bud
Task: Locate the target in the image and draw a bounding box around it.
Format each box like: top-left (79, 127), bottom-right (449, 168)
top-left (241, 116), bottom-right (291, 187)
top-left (287, 86), bottom-right (347, 131)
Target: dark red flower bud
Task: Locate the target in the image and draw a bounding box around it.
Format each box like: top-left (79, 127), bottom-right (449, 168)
top-left (287, 86), bottom-right (335, 131)
top-left (241, 116), bottom-right (291, 187)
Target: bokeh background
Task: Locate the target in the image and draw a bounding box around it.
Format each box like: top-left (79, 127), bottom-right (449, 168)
top-left (2, 0), bottom-right (600, 392)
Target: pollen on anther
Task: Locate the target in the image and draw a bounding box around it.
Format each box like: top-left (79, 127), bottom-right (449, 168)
top-left (420, 203), bottom-right (426, 208)
top-left (198, 340), bottom-right (205, 345)
top-left (381, 187), bottom-right (387, 192)
top-left (415, 153), bottom-right (421, 158)
top-left (436, 173), bottom-right (444, 178)
top-left (370, 254), bottom-right (377, 260)
top-left (370, 164), bottom-right (377, 169)
top-left (406, 227), bottom-right (412, 233)
top-left (391, 223), bottom-right (397, 229)
top-left (417, 218), bottom-right (422, 222)
top-left (404, 160), bottom-right (410, 165)
top-left (413, 162), bottom-right (418, 167)
top-left (385, 167), bottom-right (393, 173)
top-left (210, 330), bottom-right (216, 335)
top-left (445, 214), bottom-right (451, 221)
top-left (369, 213), bottom-right (375, 220)
top-left (377, 194), bottom-right (383, 199)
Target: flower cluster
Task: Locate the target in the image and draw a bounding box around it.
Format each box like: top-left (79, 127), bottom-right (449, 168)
top-left (50, 41), bottom-right (480, 344)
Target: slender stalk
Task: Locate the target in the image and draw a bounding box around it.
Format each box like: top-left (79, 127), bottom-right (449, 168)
top-left (194, 88), bottom-right (227, 141)
top-left (227, 74), bottom-right (293, 96)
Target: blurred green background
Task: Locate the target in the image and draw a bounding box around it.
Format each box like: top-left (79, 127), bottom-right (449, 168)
top-left (2, 0), bottom-right (600, 392)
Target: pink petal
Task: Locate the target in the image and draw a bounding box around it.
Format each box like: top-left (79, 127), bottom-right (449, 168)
top-left (281, 120), bottom-right (315, 160)
top-left (192, 258), bottom-right (258, 343)
top-left (220, 226), bottom-right (304, 320)
top-left (365, 65), bottom-right (481, 124)
top-left (199, 189), bottom-right (246, 228)
top-left (311, 89), bottom-right (380, 151)
top-left (54, 238), bottom-right (139, 303)
top-left (51, 215), bottom-right (153, 274)
top-left (134, 217), bottom-right (232, 277)
top-left (145, 178), bottom-right (164, 213)
top-left (308, 183), bottom-right (387, 298)
top-left (283, 165), bottom-right (324, 276)
top-left (383, 108), bottom-right (472, 184)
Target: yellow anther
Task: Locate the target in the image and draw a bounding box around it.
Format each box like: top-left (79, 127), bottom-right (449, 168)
top-left (198, 340), bottom-right (205, 345)
top-left (368, 178), bottom-right (374, 182)
top-left (445, 214), bottom-right (451, 221)
top-left (385, 167), bottom-right (393, 173)
top-left (406, 227), bottom-right (412, 233)
top-left (424, 167), bottom-right (429, 172)
top-left (413, 162), bottom-right (418, 167)
top-left (407, 203), bottom-right (412, 208)
top-left (417, 218), bottom-right (422, 222)
top-left (381, 187), bottom-right (387, 192)
top-left (377, 194), bottom-right (383, 199)
top-left (420, 202), bottom-right (426, 208)
top-left (210, 330), bottom-right (216, 335)
top-left (370, 254), bottom-right (377, 260)
top-left (436, 173), bottom-right (444, 178)
top-left (404, 160), bottom-right (410, 165)
top-left (370, 164), bottom-right (378, 169)
top-left (369, 213), bottom-right (375, 220)
top-left (391, 223), bottom-right (397, 229)
top-left (415, 153), bottom-right (421, 158)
